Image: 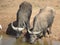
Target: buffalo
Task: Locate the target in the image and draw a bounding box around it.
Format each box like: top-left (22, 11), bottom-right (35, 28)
top-left (10, 1), bottom-right (32, 38)
top-left (28, 7), bottom-right (55, 43)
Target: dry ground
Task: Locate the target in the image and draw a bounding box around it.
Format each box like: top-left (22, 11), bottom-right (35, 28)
top-left (0, 0), bottom-right (60, 41)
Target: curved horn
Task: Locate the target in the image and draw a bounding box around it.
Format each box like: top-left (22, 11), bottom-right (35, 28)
top-left (18, 27), bottom-right (24, 31)
top-left (11, 23), bottom-right (18, 30)
top-left (0, 25), bottom-right (2, 30)
top-left (11, 23), bottom-right (24, 31)
top-left (33, 31), bottom-right (41, 34)
top-left (28, 29), bottom-right (33, 34)
top-left (28, 29), bottom-right (41, 35)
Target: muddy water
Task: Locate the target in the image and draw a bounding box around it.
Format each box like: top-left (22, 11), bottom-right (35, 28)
top-left (0, 35), bottom-right (60, 45)
top-left (2, 37), bottom-right (16, 45)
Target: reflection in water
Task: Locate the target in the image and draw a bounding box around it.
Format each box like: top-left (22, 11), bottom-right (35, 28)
top-left (0, 35), bottom-right (3, 45)
top-left (2, 36), bottom-right (16, 45)
top-left (1, 34), bottom-right (60, 45)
